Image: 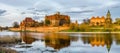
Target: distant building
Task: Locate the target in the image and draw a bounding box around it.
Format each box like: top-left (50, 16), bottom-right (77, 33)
top-left (20, 17), bottom-right (35, 27)
top-left (45, 12), bottom-right (71, 26)
top-left (90, 16), bottom-right (105, 26)
top-left (20, 17), bottom-right (40, 29)
top-left (90, 10), bottom-right (112, 26)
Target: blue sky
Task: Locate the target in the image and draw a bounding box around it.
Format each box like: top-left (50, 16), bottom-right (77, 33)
top-left (0, 0), bottom-right (120, 27)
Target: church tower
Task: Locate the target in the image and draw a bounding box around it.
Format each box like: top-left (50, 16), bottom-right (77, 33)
top-left (106, 10), bottom-right (111, 18)
top-left (105, 10), bottom-right (112, 27)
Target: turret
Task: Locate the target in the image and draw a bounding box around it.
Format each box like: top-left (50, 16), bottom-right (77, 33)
top-left (56, 12), bottom-right (60, 15)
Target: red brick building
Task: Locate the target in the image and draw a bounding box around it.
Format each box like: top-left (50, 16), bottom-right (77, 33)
top-left (45, 12), bottom-right (71, 26)
top-left (20, 17), bottom-right (36, 28)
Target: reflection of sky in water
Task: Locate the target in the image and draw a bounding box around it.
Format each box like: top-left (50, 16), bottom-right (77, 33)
top-left (0, 31), bottom-right (19, 36)
top-left (0, 31), bottom-right (120, 53)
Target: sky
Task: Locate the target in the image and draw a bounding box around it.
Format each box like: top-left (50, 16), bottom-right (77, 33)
top-left (0, 0), bottom-right (120, 27)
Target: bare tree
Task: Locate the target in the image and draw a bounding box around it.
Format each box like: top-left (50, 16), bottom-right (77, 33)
top-left (13, 21), bottom-right (19, 28)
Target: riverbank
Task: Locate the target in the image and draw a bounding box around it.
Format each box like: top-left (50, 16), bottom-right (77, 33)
top-left (0, 35), bottom-right (21, 53)
top-left (0, 47), bottom-right (17, 53)
top-left (9, 26), bottom-right (120, 33)
top-left (9, 27), bottom-right (70, 32)
top-left (58, 32), bottom-right (120, 33)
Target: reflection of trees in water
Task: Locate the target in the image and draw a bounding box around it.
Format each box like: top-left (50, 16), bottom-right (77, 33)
top-left (44, 33), bottom-right (78, 50)
top-left (20, 32), bottom-right (36, 44)
top-left (113, 33), bottom-right (120, 45)
top-left (44, 33), bottom-right (70, 50)
top-left (81, 33), bottom-right (113, 52)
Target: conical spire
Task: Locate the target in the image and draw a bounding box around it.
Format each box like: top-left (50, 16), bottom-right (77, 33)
top-left (106, 10), bottom-right (111, 19)
top-left (107, 10), bottom-right (110, 15)
top-left (106, 44), bottom-right (111, 53)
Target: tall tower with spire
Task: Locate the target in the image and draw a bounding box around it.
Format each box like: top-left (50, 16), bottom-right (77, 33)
top-left (106, 10), bottom-right (111, 18)
top-left (105, 10), bottom-right (112, 27)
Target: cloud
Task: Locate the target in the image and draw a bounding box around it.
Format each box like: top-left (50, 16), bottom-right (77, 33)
top-left (112, 5), bottom-right (120, 8)
top-left (0, 0), bottom-right (37, 8)
top-left (0, 9), bottom-right (6, 16)
top-left (33, 0), bottom-right (64, 12)
top-left (0, 3), bottom-right (25, 26)
top-left (25, 8), bottom-right (49, 15)
top-left (66, 10), bottom-right (94, 14)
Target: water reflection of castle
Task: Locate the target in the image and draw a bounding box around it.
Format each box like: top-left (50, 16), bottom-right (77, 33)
top-left (44, 33), bottom-right (70, 50)
top-left (81, 33), bottom-right (113, 52)
top-left (20, 32), bottom-right (36, 44)
top-left (20, 32), bottom-right (78, 50)
top-left (20, 32), bottom-right (120, 52)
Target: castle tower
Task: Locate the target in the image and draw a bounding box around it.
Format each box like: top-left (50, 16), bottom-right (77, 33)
top-left (106, 10), bottom-right (111, 19)
top-left (56, 12), bottom-right (60, 15)
top-left (105, 10), bottom-right (112, 27)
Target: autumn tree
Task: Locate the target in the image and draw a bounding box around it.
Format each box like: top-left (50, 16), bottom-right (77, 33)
top-left (114, 18), bottom-right (120, 25)
top-left (70, 22), bottom-right (80, 31)
top-left (79, 24), bottom-right (90, 32)
top-left (70, 23), bottom-right (75, 30)
top-left (45, 20), bottom-right (50, 26)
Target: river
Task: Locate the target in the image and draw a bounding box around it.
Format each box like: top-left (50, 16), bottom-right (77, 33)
top-left (0, 31), bottom-right (120, 53)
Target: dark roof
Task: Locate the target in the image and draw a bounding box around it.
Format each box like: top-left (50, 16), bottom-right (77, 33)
top-left (24, 17), bottom-right (34, 22)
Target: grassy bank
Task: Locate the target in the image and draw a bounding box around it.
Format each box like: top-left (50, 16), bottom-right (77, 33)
top-left (62, 28), bottom-right (120, 32)
top-left (0, 47), bottom-right (17, 53)
top-left (0, 36), bottom-right (21, 53)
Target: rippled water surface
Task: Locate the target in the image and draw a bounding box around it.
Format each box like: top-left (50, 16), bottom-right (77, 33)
top-left (0, 31), bottom-right (120, 53)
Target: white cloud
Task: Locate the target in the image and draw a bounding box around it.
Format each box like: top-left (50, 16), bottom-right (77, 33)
top-left (33, 0), bottom-right (64, 12)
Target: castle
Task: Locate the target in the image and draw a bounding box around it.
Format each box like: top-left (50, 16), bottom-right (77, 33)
top-left (19, 12), bottom-right (71, 31)
top-left (20, 17), bottom-right (40, 30)
top-left (90, 10), bottom-right (112, 26)
top-left (20, 17), bottom-right (35, 27)
top-left (45, 12), bottom-right (70, 26)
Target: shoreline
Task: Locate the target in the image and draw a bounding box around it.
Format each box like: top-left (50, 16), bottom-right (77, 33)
top-left (8, 27), bottom-right (120, 33)
top-left (9, 27), bottom-right (70, 33)
top-left (8, 30), bottom-right (120, 34)
top-left (57, 32), bottom-right (120, 33)
top-left (0, 47), bottom-right (17, 53)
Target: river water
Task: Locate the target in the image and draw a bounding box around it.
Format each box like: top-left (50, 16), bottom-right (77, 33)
top-left (0, 31), bottom-right (120, 53)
